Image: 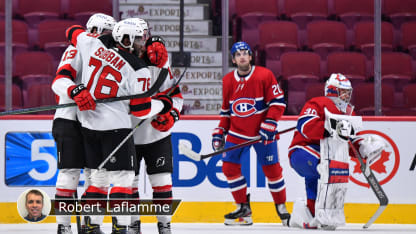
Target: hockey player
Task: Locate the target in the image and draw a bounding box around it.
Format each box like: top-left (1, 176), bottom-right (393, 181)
top-left (51, 13), bottom-right (116, 234)
top-left (128, 19), bottom-right (183, 234)
top-left (64, 18), bottom-right (173, 234)
top-left (288, 73), bottom-right (385, 229)
top-left (212, 41), bottom-right (291, 226)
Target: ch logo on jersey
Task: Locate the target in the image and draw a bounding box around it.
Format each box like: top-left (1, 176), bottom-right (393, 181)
top-left (231, 98), bottom-right (257, 117)
top-left (156, 157), bottom-right (165, 167)
top-left (349, 130), bottom-right (400, 188)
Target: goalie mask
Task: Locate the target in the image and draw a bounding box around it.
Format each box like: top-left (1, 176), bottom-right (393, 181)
top-left (230, 41), bottom-right (252, 57)
top-left (112, 18), bottom-right (146, 51)
top-left (325, 73), bottom-right (353, 113)
top-left (86, 13), bottom-right (116, 34)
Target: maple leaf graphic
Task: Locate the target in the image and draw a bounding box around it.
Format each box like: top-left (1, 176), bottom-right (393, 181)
top-left (351, 150), bottom-right (390, 174)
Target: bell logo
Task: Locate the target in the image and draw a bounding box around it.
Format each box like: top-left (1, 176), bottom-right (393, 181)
top-left (349, 130), bottom-right (400, 187)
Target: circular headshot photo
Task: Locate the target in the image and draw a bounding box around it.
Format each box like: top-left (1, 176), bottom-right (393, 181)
top-left (17, 188), bottom-right (51, 222)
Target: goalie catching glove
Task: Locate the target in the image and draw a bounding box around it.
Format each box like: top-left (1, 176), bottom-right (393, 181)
top-left (358, 135), bottom-right (386, 165)
top-left (151, 108), bottom-right (180, 132)
top-left (146, 36), bottom-right (168, 68)
top-left (259, 119), bottom-right (278, 145)
top-left (68, 84), bottom-right (96, 111)
top-left (212, 127), bottom-right (226, 151)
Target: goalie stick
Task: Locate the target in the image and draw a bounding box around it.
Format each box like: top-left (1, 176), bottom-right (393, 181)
top-left (0, 68), bottom-right (169, 116)
top-left (180, 126), bottom-right (296, 161)
top-left (95, 67), bottom-right (187, 171)
top-left (348, 141), bottom-right (388, 229)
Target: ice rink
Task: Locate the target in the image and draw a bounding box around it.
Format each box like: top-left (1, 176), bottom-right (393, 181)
top-left (0, 223), bottom-right (415, 234)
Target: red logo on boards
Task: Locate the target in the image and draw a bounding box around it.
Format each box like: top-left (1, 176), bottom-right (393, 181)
top-left (349, 130), bottom-right (400, 187)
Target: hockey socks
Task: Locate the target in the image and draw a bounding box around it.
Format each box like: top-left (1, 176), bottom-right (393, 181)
top-left (55, 188), bottom-right (77, 226)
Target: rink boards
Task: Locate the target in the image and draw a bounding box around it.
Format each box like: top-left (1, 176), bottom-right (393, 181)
top-left (0, 115), bottom-right (415, 224)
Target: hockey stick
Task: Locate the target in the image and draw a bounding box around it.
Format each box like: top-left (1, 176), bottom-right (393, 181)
top-left (179, 126), bottom-right (296, 161)
top-left (348, 141), bottom-right (388, 229)
top-left (0, 68), bottom-right (169, 116)
top-left (95, 67), bottom-right (187, 172)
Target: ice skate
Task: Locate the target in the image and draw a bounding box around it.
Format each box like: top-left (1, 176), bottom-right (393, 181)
top-left (289, 199), bottom-right (317, 229)
top-left (157, 222), bottom-right (171, 234)
top-left (128, 220), bottom-right (141, 234)
top-left (224, 194), bottom-right (253, 226)
top-left (275, 203), bottom-right (291, 226)
top-left (111, 217), bottom-right (128, 234)
top-left (82, 216), bottom-right (105, 234)
top-left (57, 224), bottom-right (72, 234)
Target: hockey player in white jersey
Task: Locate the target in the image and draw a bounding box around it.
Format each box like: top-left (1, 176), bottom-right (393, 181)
top-left (65, 18), bottom-right (174, 234)
top-left (127, 19), bottom-right (183, 234)
top-left (51, 13), bottom-right (116, 234)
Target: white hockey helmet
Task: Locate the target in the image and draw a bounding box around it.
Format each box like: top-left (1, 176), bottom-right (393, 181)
top-left (325, 73), bottom-right (353, 104)
top-left (136, 18), bottom-right (150, 40)
top-left (112, 18), bottom-right (146, 51)
top-left (86, 13), bottom-right (116, 34)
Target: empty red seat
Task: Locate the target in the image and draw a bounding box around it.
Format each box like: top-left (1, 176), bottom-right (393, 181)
top-left (16, 0), bottom-right (61, 29)
top-left (352, 83), bottom-right (395, 115)
top-left (283, 0), bottom-right (328, 30)
top-left (383, 0), bottom-right (416, 29)
top-left (0, 20), bottom-right (29, 56)
top-left (234, 0), bottom-right (279, 48)
top-left (281, 51), bottom-right (321, 114)
top-left (333, 0), bottom-right (374, 30)
top-left (0, 83), bottom-right (23, 108)
top-left (400, 21), bottom-right (416, 59)
top-left (37, 20), bottom-right (77, 62)
top-left (326, 52), bottom-right (367, 86)
top-left (259, 20), bottom-right (298, 75)
top-left (305, 82), bottom-right (325, 101)
top-left (14, 51), bottom-right (55, 90)
top-left (23, 83), bottom-right (56, 115)
top-left (67, 0), bottom-right (113, 26)
top-left (306, 20), bottom-right (347, 58)
top-left (380, 52), bottom-right (413, 91)
top-left (354, 21), bottom-right (394, 58)
top-left (403, 84), bottom-right (416, 109)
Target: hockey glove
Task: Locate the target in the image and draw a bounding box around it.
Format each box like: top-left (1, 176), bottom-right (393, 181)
top-left (336, 119), bottom-right (352, 142)
top-left (212, 127), bottom-right (226, 151)
top-left (151, 108), bottom-right (180, 132)
top-left (146, 36), bottom-right (168, 68)
top-left (259, 119), bottom-right (278, 145)
top-left (153, 94), bottom-right (173, 114)
top-left (68, 84), bottom-right (96, 111)
top-left (358, 135), bottom-right (386, 165)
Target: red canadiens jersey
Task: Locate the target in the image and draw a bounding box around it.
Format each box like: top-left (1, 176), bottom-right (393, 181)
top-left (218, 66), bottom-right (286, 144)
top-left (72, 32), bottom-right (154, 131)
top-left (51, 45), bottom-right (81, 121)
top-left (288, 96), bottom-right (355, 159)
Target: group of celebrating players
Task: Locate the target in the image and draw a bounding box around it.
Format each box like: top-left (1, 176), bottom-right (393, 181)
top-left (49, 11), bottom-right (387, 234)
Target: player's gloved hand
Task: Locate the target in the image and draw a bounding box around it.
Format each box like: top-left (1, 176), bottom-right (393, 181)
top-left (151, 108), bottom-right (180, 132)
top-left (153, 94), bottom-right (173, 114)
top-left (358, 135), bottom-right (386, 164)
top-left (336, 119), bottom-right (352, 141)
top-left (212, 127), bottom-right (225, 151)
top-left (146, 36), bottom-right (168, 68)
top-left (68, 84), bottom-right (96, 111)
top-left (259, 119), bottom-right (278, 145)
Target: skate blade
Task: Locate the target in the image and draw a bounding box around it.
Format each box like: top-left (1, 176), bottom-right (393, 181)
top-left (224, 217), bottom-right (253, 226)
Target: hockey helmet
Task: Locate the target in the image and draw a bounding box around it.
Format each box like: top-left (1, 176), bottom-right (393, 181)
top-left (325, 73), bottom-right (353, 104)
top-left (112, 18), bottom-right (146, 51)
top-left (86, 13), bottom-right (116, 34)
top-left (230, 41), bottom-right (252, 57)
top-left (136, 18), bottom-right (151, 40)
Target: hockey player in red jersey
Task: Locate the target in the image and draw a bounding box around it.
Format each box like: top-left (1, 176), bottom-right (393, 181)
top-left (212, 41), bottom-right (290, 226)
top-left (64, 18), bottom-right (174, 234)
top-left (127, 19), bottom-right (183, 234)
top-left (51, 13), bottom-right (116, 234)
top-left (288, 73), bottom-right (385, 229)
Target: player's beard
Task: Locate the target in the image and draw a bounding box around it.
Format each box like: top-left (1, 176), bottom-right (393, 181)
top-left (238, 63), bottom-right (251, 72)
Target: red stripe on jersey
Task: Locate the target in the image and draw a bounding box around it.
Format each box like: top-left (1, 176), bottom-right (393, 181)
top-left (66, 25), bottom-right (84, 47)
top-left (56, 188), bottom-right (76, 197)
top-left (152, 185), bottom-right (172, 193)
top-left (110, 186), bottom-right (133, 195)
top-left (130, 97), bottom-right (151, 117)
top-left (86, 186), bottom-right (108, 195)
top-left (53, 64), bottom-right (77, 85)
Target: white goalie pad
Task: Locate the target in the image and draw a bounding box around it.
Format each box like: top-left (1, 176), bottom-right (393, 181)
top-left (315, 109), bottom-right (363, 228)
